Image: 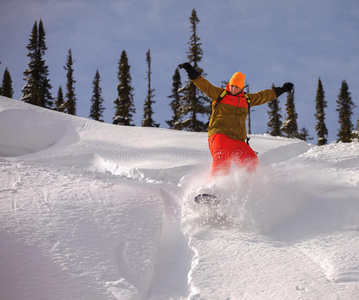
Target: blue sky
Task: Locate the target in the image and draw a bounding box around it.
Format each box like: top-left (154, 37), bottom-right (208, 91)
top-left (1, 0), bottom-right (358, 143)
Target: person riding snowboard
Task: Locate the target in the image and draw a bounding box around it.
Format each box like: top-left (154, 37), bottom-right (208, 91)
top-left (178, 62), bottom-right (293, 178)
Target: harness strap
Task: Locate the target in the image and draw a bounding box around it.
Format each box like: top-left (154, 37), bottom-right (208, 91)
top-left (244, 93), bottom-right (251, 110)
top-left (213, 89), bottom-right (228, 109)
top-left (214, 89), bottom-right (251, 110)
top-left (245, 136), bottom-right (258, 154)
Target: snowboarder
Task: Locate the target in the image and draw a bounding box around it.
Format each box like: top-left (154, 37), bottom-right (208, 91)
top-left (178, 62), bottom-right (293, 178)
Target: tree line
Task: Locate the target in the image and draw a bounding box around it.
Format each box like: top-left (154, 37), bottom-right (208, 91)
top-left (0, 9), bottom-right (357, 144)
top-left (266, 78), bottom-right (357, 144)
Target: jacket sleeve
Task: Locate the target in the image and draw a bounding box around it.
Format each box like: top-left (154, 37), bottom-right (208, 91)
top-left (248, 89), bottom-right (277, 106)
top-left (192, 76), bottom-right (223, 102)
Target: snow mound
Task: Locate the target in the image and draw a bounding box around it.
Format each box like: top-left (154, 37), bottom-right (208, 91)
top-left (0, 108), bottom-right (77, 157)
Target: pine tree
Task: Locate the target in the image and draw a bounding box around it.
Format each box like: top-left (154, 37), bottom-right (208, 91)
top-left (354, 117), bottom-right (359, 141)
top-left (21, 19), bottom-right (52, 108)
top-left (180, 8), bottom-right (210, 132)
top-left (142, 49), bottom-right (159, 127)
top-left (55, 85), bottom-right (65, 112)
top-left (1, 67), bottom-right (14, 98)
top-left (113, 50), bottom-right (136, 126)
top-left (89, 70), bottom-right (105, 122)
top-left (297, 127), bottom-right (311, 141)
top-left (267, 83), bottom-right (282, 136)
top-left (21, 21), bottom-right (39, 105)
top-left (314, 78), bottom-right (328, 145)
top-left (64, 49), bottom-right (77, 115)
top-left (244, 83), bottom-right (252, 134)
top-left (281, 90), bottom-right (298, 138)
top-left (0, 61), bottom-right (2, 95)
top-left (167, 68), bottom-right (183, 130)
top-left (37, 19), bottom-right (53, 108)
top-left (336, 80), bottom-right (355, 142)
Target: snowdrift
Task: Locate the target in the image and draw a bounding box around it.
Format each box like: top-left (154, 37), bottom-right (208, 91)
top-left (1, 95), bottom-right (359, 300)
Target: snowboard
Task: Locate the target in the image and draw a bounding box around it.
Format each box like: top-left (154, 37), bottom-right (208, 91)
top-left (194, 193), bottom-right (220, 205)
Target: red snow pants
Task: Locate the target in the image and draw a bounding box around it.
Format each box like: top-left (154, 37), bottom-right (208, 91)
top-left (208, 133), bottom-right (258, 177)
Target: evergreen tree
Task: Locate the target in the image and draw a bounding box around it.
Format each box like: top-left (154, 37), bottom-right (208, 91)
top-left (64, 49), bottom-right (77, 115)
top-left (314, 78), bottom-right (328, 145)
top-left (297, 127), bottom-right (311, 141)
top-left (180, 8), bottom-right (210, 132)
top-left (166, 68), bottom-right (183, 130)
top-left (21, 19), bottom-right (52, 108)
top-left (37, 19), bottom-right (53, 108)
top-left (267, 83), bottom-right (282, 136)
top-left (142, 49), bottom-right (159, 127)
top-left (281, 90), bottom-right (298, 138)
top-left (354, 117), bottom-right (359, 141)
top-left (89, 70), bottom-right (105, 122)
top-left (244, 84), bottom-right (252, 134)
top-left (21, 21), bottom-right (39, 105)
top-left (55, 85), bottom-right (65, 112)
top-left (336, 80), bottom-right (355, 142)
top-left (1, 67), bottom-right (14, 98)
top-left (113, 50), bottom-right (136, 126)
top-left (0, 61), bottom-right (2, 95)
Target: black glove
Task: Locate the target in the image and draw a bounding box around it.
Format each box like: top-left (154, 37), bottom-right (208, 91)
top-left (178, 62), bottom-right (200, 80)
top-left (274, 82), bottom-right (294, 97)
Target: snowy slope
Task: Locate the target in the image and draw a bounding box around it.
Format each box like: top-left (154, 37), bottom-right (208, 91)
top-left (0, 95), bottom-right (359, 300)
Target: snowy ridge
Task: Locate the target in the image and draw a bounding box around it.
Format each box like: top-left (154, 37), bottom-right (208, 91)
top-left (1, 95), bottom-right (359, 300)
